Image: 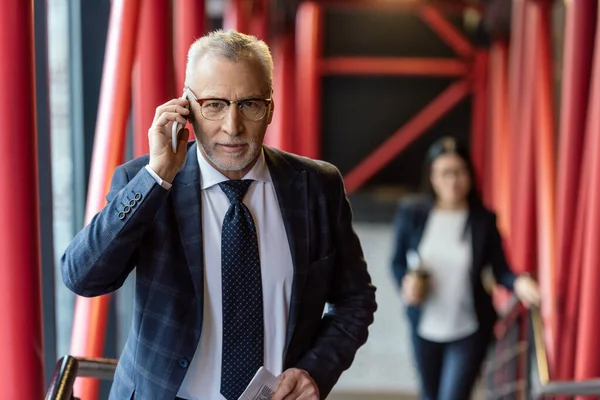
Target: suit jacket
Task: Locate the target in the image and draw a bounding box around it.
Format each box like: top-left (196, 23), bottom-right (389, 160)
top-left (61, 143), bottom-right (377, 399)
top-left (390, 196), bottom-right (516, 335)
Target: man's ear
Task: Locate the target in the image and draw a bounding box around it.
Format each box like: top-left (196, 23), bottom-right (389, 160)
top-left (266, 99), bottom-right (275, 124)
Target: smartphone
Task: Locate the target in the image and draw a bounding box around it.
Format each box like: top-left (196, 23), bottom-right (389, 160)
top-left (172, 91), bottom-right (189, 153)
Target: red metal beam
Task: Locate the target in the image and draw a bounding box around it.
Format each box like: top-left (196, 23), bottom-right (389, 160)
top-left (70, 1), bottom-right (142, 399)
top-left (296, 2), bottom-right (323, 159)
top-left (265, 31), bottom-right (296, 152)
top-left (320, 57), bottom-right (468, 76)
top-left (134, 0), bottom-right (174, 157)
top-left (574, 2), bottom-right (600, 384)
top-left (344, 79), bottom-right (471, 193)
top-left (0, 1), bottom-right (44, 398)
top-left (470, 50), bottom-right (488, 194)
top-left (532, 0), bottom-right (557, 368)
top-left (554, 0), bottom-right (597, 383)
top-left (174, 0), bottom-right (206, 94)
top-left (418, 5), bottom-right (474, 58)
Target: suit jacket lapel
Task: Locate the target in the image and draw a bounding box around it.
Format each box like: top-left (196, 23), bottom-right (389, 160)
top-left (263, 147), bottom-right (309, 352)
top-left (171, 143), bottom-right (204, 300)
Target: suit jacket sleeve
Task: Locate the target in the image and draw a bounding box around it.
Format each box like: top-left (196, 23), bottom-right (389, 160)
top-left (391, 203), bottom-right (411, 287)
top-left (60, 165), bottom-right (170, 297)
top-left (486, 213), bottom-right (517, 290)
top-left (295, 168), bottom-right (377, 398)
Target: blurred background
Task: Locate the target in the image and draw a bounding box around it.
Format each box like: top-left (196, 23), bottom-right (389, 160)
top-left (4, 0), bottom-right (600, 398)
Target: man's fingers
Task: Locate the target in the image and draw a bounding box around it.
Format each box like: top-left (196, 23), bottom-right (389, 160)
top-left (155, 104), bottom-right (190, 117)
top-left (154, 99), bottom-right (189, 116)
top-left (273, 379), bottom-right (296, 400)
top-left (153, 112), bottom-right (188, 130)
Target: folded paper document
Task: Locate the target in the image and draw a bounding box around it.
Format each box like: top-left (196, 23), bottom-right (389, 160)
top-left (238, 367), bottom-right (280, 400)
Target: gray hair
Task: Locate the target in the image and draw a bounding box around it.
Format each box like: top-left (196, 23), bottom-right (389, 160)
top-left (184, 29), bottom-right (274, 91)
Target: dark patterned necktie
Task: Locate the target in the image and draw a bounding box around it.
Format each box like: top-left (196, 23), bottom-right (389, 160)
top-left (218, 180), bottom-right (264, 400)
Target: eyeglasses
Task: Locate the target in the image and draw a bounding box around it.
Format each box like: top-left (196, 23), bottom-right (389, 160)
top-left (184, 86), bottom-right (272, 122)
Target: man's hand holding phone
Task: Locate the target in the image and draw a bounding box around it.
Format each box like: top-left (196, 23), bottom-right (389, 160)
top-left (147, 97), bottom-right (191, 184)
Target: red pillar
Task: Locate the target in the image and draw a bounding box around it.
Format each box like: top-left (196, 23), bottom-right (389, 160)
top-left (509, 1), bottom-right (537, 276)
top-left (224, 0), bottom-right (250, 33)
top-left (554, 1), bottom-right (596, 381)
top-left (251, 0), bottom-right (270, 41)
top-left (470, 50), bottom-right (489, 197)
top-left (134, 0), bottom-right (174, 156)
top-left (488, 41), bottom-right (511, 236)
top-left (508, 0), bottom-right (526, 243)
top-left (265, 32), bottom-right (295, 152)
top-left (0, 1), bottom-right (45, 398)
top-left (70, 1), bottom-right (142, 399)
top-left (574, 3), bottom-right (600, 389)
top-left (532, 0), bottom-right (557, 368)
top-left (296, 2), bottom-right (322, 159)
top-left (173, 0), bottom-right (206, 94)
top-left (558, 161), bottom-right (589, 387)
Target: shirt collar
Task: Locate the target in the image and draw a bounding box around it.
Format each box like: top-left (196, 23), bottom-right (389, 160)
top-left (196, 144), bottom-right (271, 190)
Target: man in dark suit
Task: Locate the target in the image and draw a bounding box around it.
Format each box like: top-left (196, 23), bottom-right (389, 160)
top-left (61, 29), bottom-right (377, 400)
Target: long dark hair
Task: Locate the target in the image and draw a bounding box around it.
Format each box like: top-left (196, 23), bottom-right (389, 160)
top-left (422, 136), bottom-right (485, 238)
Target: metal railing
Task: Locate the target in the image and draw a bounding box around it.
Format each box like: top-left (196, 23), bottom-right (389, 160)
top-left (45, 356), bottom-right (118, 400)
top-left (485, 296), bottom-right (600, 399)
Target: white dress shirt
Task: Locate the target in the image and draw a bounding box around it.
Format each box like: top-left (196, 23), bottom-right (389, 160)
top-left (417, 209), bottom-right (479, 342)
top-left (151, 148), bottom-right (293, 399)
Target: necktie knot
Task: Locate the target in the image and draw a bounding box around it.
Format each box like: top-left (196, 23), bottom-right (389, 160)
top-left (219, 180), bottom-right (253, 204)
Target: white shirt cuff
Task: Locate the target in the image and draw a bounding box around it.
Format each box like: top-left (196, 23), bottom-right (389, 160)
top-left (144, 165), bottom-right (173, 190)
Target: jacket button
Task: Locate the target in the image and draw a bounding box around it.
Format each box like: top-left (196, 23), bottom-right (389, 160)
top-left (179, 358), bottom-right (189, 369)
top-left (117, 212), bottom-right (126, 220)
top-left (134, 193), bottom-right (142, 201)
top-left (128, 199), bottom-right (136, 207)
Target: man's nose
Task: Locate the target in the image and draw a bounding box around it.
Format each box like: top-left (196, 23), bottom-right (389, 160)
top-left (222, 104), bottom-right (244, 136)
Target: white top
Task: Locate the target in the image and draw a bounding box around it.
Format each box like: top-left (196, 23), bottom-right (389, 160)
top-left (417, 209), bottom-right (478, 342)
top-left (173, 148), bottom-right (294, 399)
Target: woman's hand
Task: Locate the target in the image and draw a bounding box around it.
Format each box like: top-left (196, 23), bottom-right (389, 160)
top-left (401, 274), bottom-right (425, 306)
top-left (514, 275), bottom-right (541, 308)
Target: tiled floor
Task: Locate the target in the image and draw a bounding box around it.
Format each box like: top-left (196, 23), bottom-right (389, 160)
top-left (330, 223), bottom-right (419, 396)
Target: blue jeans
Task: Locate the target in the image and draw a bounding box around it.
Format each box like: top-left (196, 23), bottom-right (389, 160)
top-left (412, 329), bottom-right (492, 400)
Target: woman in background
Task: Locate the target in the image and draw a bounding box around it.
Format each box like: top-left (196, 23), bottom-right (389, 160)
top-left (391, 137), bottom-right (540, 400)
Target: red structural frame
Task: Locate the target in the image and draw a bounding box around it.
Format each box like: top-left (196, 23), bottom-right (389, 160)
top-left (295, 1), bottom-right (480, 192)
top-left (344, 79), bottom-right (471, 193)
top-left (0, 1), bottom-right (45, 398)
top-left (56, 0), bottom-right (600, 395)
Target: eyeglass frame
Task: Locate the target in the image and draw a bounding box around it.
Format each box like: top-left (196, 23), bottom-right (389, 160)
top-left (184, 86), bottom-right (273, 122)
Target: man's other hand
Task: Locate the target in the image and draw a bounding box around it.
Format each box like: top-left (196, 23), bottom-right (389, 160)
top-left (272, 368), bottom-right (319, 400)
